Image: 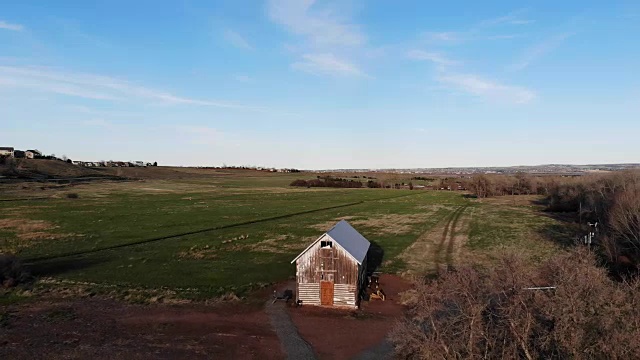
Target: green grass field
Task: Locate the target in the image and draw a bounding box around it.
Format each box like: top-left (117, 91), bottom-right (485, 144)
top-left (0, 171), bottom-right (572, 300)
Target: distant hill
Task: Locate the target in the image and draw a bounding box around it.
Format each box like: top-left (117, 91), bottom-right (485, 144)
top-left (0, 159), bottom-right (286, 181)
top-left (0, 159), bottom-right (115, 180)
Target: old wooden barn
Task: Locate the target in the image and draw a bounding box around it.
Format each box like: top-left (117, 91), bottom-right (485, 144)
top-left (291, 220), bottom-right (370, 308)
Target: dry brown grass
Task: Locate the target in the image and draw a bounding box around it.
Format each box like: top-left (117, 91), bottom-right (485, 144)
top-left (478, 194), bottom-right (544, 207)
top-left (177, 245), bottom-right (218, 260)
top-left (246, 235), bottom-right (316, 253)
top-left (398, 207), bottom-right (472, 276)
top-left (0, 218), bottom-right (81, 250)
top-left (308, 216), bottom-right (359, 231)
top-left (351, 214), bottom-right (430, 235)
top-left (0, 218), bottom-right (53, 233)
top-left (309, 213), bottom-right (435, 235)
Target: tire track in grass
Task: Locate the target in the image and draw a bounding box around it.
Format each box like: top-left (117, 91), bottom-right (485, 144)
top-left (434, 206), bottom-right (466, 270)
top-left (25, 191), bottom-right (427, 263)
top-left (398, 206), bottom-right (459, 275)
top-left (444, 205), bottom-right (468, 266)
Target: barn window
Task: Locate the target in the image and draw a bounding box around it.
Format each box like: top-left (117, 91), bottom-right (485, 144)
top-left (321, 240), bottom-right (333, 248)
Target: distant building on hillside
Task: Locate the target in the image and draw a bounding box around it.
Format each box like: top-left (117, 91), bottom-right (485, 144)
top-left (14, 150), bottom-right (25, 158)
top-left (0, 147), bottom-right (14, 158)
top-left (291, 220), bottom-right (370, 309)
top-left (25, 150), bottom-right (42, 159)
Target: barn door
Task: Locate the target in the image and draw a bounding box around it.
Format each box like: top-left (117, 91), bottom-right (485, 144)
top-left (320, 281), bottom-right (334, 306)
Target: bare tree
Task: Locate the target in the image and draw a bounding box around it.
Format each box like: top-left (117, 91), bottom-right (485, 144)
top-left (391, 248), bottom-right (640, 359)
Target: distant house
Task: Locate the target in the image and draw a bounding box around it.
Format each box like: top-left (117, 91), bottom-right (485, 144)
top-left (291, 220), bottom-right (370, 308)
top-left (135, 161), bottom-right (145, 167)
top-left (25, 150), bottom-right (42, 159)
top-left (0, 147), bottom-right (14, 158)
top-left (72, 161), bottom-right (84, 166)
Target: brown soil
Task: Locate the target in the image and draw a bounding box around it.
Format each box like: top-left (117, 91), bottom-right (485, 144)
top-left (288, 274), bottom-right (412, 359)
top-left (0, 298), bottom-right (282, 360)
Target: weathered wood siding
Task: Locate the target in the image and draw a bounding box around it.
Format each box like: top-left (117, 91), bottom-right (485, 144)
top-left (334, 284), bottom-right (357, 306)
top-left (296, 234), bottom-right (359, 285)
top-left (298, 283), bottom-right (320, 305)
top-left (295, 234), bottom-right (361, 307)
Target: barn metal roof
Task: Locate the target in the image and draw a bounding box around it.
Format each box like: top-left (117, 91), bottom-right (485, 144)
top-left (291, 220), bottom-right (371, 265)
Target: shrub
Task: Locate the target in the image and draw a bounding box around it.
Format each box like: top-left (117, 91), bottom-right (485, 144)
top-left (390, 248), bottom-right (640, 359)
top-left (66, 193), bottom-right (79, 199)
top-left (290, 179), bottom-right (308, 187)
top-left (367, 180), bottom-right (382, 188)
top-left (0, 254), bottom-right (28, 288)
top-left (290, 177), bottom-right (363, 188)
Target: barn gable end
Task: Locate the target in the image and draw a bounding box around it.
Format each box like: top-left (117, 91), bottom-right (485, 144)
top-left (292, 221), bottom-right (371, 308)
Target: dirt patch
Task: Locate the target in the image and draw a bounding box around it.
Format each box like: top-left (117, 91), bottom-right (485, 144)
top-left (177, 245), bottom-right (218, 260)
top-left (288, 274), bottom-right (411, 359)
top-left (0, 297), bottom-right (282, 360)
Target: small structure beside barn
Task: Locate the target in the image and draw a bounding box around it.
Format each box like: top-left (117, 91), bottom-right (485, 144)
top-left (291, 220), bottom-right (370, 308)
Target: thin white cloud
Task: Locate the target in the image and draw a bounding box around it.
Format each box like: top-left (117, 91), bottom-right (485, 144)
top-left (0, 20), bottom-right (24, 31)
top-left (509, 32), bottom-right (574, 71)
top-left (407, 50), bottom-right (459, 66)
top-left (486, 34), bottom-right (524, 40)
top-left (422, 10), bottom-right (534, 44)
top-left (267, 0), bottom-right (370, 78)
top-left (510, 19), bottom-right (535, 25)
top-left (480, 14), bottom-right (534, 27)
top-left (422, 31), bottom-right (462, 42)
top-left (267, 0), bottom-right (365, 47)
top-left (438, 72), bottom-right (535, 104)
top-left (0, 65), bottom-right (257, 109)
top-left (82, 119), bottom-right (113, 128)
top-left (292, 53), bottom-right (368, 77)
top-left (234, 74), bottom-right (252, 82)
top-left (223, 29), bottom-right (252, 50)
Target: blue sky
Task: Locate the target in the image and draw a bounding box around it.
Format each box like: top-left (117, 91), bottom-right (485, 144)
top-left (1, 0), bottom-right (639, 169)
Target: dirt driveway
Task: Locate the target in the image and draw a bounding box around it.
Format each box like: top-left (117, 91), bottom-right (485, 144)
top-left (0, 299), bottom-right (282, 359)
top-left (289, 274), bottom-right (411, 359)
top-left (1, 275), bottom-right (410, 360)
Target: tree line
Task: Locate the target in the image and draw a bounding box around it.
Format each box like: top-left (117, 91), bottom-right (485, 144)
top-left (290, 177), bottom-right (364, 188)
top-left (465, 171), bottom-right (640, 271)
